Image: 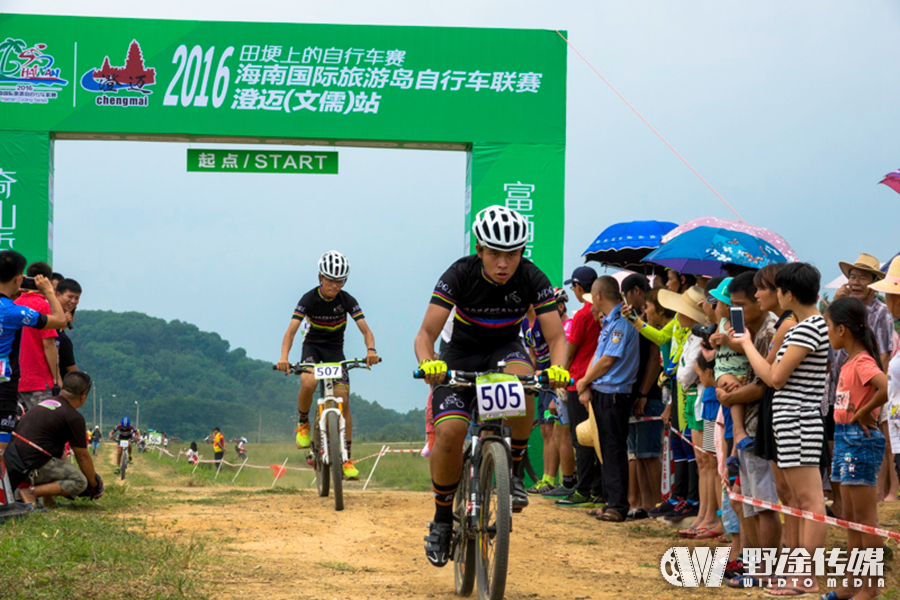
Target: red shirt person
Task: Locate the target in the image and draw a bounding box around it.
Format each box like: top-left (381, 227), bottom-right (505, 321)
top-left (15, 263), bottom-right (59, 411)
top-left (557, 266), bottom-right (603, 506)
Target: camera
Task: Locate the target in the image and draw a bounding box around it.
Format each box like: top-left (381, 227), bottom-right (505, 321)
top-left (691, 323), bottom-right (718, 349)
top-left (20, 276), bottom-right (38, 291)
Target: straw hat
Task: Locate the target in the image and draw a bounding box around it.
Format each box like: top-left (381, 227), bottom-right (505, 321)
top-left (868, 256), bottom-right (900, 295)
top-left (839, 253), bottom-right (886, 282)
top-left (657, 285), bottom-right (706, 324)
top-left (575, 402), bottom-right (603, 464)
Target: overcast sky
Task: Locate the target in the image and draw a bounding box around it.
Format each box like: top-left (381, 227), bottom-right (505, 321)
top-left (8, 1), bottom-right (900, 411)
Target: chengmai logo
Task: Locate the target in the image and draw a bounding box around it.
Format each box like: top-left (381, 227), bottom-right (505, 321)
top-left (660, 547), bottom-right (730, 587)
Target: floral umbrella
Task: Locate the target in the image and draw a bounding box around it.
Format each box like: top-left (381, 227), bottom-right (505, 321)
top-left (644, 226), bottom-right (788, 277)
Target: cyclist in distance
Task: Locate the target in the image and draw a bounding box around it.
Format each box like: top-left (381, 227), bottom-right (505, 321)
top-left (413, 205), bottom-right (570, 567)
top-left (276, 251), bottom-right (379, 480)
top-left (109, 416), bottom-right (136, 474)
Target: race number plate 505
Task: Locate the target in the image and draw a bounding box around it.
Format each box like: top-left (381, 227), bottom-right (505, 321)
top-left (119, 440), bottom-right (129, 448)
top-left (476, 373), bottom-right (526, 420)
top-left (314, 363), bottom-right (343, 380)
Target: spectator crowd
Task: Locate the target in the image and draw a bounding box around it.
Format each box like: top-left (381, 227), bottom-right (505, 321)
top-left (0, 251), bottom-right (101, 516)
top-left (506, 253), bottom-right (900, 599)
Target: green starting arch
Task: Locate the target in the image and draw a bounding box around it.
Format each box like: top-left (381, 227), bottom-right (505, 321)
top-left (0, 13), bottom-right (566, 281)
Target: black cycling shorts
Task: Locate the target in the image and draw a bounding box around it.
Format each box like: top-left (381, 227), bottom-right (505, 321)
top-left (301, 344), bottom-right (349, 385)
top-left (432, 341), bottom-right (533, 428)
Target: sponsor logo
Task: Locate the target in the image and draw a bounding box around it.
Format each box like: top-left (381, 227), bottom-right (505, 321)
top-left (439, 394), bottom-right (465, 411)
top-left (80, 39), bottom-right (155, 107)
top-left (0, 39), bottom-right (68, 104)
top-left (504, 291), bottom-right (522, 305)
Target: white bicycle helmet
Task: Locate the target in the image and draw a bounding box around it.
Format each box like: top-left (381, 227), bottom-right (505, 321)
top-left (318, 250), bottom-right (349, 280)
top-left (472, 205), bottom-right (529, 252)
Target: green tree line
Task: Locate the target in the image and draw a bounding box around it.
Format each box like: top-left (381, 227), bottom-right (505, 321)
top-left (70, 310), bottom-right (425, 443)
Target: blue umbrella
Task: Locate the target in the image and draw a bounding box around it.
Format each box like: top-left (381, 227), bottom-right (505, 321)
top-left (582, 220), bottom-right (678, 270)
top-left (643, 226), bottom-right (788, 276)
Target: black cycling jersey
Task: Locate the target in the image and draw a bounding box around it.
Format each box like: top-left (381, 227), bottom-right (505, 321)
top-left (292, 288), bottom-right (364, 349)
top-left (113, 424), bottom-right (136, 440)
top-left (430, 255), bottom-right (556, 352)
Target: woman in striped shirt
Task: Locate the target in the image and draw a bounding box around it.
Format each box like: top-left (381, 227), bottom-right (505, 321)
top-left (732, 263), bottom-right (828, 598)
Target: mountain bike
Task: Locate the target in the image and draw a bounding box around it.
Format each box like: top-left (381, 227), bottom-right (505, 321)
top-left (277, 358), bottom-right (376, 511)
top-left (414, 363), bottom-right (559, 600)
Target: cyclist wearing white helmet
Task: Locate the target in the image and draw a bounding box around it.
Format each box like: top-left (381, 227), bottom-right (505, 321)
top-left (413, 205), bottom-right (570, 567)
top-left (276, 251), bottom-right (379, 480)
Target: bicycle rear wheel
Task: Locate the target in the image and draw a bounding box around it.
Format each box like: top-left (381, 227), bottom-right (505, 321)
top-left (476, 442), bottom-right (510, 600)
top-left (327, 411), bottom-right (344, 511)
top-left (120, 448), bottom-right (128, 481)
top-left (314, 417), bottom-right (329, 498)
top-left (453, 446), bottom-right (475, 596)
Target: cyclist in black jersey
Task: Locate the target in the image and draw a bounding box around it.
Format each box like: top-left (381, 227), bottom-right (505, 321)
top-left (276, 251), bottom-right (379, 480)
top-left (413, 205), bottom-right (570, 567)
top-left (109, 417), bottom-right (136, 473)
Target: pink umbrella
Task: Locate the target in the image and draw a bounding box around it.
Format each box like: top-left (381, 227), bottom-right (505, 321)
top-left (880, 169), bottom-right (900, 196)
top-left (662, 217), bottom-right (798, 262)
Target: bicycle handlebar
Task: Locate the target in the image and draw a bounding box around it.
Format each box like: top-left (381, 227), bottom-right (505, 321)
top-left (274, 357), bottom-right (382, 375)
top-left (412, 368), bottom-right (573, 389)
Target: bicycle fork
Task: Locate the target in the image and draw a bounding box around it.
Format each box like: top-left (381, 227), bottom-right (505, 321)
top-left (318, 401), bottom-right (348, 466)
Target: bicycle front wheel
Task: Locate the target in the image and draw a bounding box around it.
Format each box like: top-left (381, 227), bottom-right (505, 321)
top-left (476, 442), bottom-right (510, 600)
top-left (120, 449), bottom-right (128, 481)
top-left (327, 411), bottom-right (344, 511)
top-left (453, 448), bottom-right (475, 596)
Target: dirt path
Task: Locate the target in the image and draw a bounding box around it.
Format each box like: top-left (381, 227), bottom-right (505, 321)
top-left (117, 451), bottom-right (900, 599)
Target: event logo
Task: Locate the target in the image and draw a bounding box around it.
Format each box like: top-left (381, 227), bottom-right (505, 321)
top-left (0, 38), bottom-right (68, 104)
top-left (81, 39), bottom-right (155, 107)
top-left (660, 547), bottom-right (730, 587)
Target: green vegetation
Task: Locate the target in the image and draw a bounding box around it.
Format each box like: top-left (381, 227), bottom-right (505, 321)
top-left (0, 486), bottom-right (210, 600)
top-left (72, 310), bottom-right (425, 442)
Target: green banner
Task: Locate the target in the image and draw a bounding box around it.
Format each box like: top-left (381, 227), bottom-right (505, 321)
top-left (0, 14), bottom-right (566, 146)
top-left (0, 131), bottom-right (52, 265)
top-left (466, 143), bottom-right (565, 285)
top-left (186, 149), bottom-right (338, 173)
top-left (0, 14), bottom-right (567, 270)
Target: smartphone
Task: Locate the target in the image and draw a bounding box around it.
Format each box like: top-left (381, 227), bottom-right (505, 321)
top-left (730, 306), bottom-right (745, 338)
top-left (20, 276), bottom-right (38, 291)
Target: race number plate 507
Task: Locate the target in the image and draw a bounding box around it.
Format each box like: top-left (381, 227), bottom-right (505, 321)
top-left (475, 373), bottom-right (526, 420)
top-left (314, 363), bottom-right (343, 380)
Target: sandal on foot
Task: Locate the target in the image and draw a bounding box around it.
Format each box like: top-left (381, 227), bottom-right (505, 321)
top-left (694, 528), bottom-right (725, 540)
top-left (586, 508), bottom-right (604, 517)
top-left (597, 508), bottom-right (625, 522)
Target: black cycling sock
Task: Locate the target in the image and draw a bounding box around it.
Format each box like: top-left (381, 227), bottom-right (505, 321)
top-left (432, 480), bottom-right (458, 523)
top-left (563, 474), bottom-right (576, 489)
top-left (298, 411), bottom-right (309, 425)
top-left (510, 439), bottom-right (528, 478)
top-left (345, 440), bottom-right (352, 460)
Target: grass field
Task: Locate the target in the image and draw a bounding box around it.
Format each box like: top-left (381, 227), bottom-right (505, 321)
top-left (1, 483), bottom-right (211, 600)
